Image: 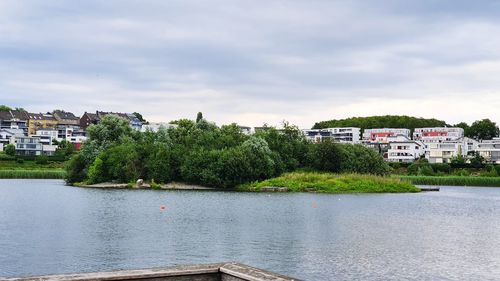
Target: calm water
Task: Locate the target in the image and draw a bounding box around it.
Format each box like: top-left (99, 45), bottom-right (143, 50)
top-left (0, 180), bottom-right (500, 280)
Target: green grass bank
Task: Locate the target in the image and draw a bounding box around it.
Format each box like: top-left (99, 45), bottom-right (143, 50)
top-left (400, 175), bottom-right (500, 187)
top-left (239, 172), bottom-right (420, 193)
top-left (0, 169), bottom-right (66, 179)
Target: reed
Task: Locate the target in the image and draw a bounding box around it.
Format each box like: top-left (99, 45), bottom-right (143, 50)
top-left (0, 169), bottom-right (66, 179)
top-left (400, 175), bottom-right (500, 187)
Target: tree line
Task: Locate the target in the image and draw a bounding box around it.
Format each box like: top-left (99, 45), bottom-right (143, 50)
top-left (313, 115), bottom-right (499, 140)
top-left (66, 114), bottom-right (389, 187)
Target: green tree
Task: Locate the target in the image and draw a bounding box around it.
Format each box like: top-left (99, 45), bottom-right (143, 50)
top-left (470, 152), bottom-right (485, 168)
top-left (454, 122), bottom-right (470, 136)
top-left (468, 119), bottom-right (499, 140)
top-left (133, 112), bottom-right (146, 123)
top-left (196, 112), bottom-right (203, 123)
top-left (4, 144), bottom-right (15, 156)
top-left (65, 153), bottom-right (87, 184)
top-left (308, 140), bottom-right (343, 172)
top-left (0, 105), bottom-right (12, 111)
top-left (14, 107), bottom-right (27, 112)
top-left (339, 144), bottom-right (390, 175)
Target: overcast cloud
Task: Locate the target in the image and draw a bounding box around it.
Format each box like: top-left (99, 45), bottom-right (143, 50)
top-left (1, 0), bottom-right (500, 128)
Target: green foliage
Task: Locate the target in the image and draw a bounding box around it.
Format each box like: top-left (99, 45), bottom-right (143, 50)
top-left (401, 175), bottom-right (500, 187)
top-left (99, 143), bottom-right (140, 183)
top-left (16, 158), bottom-right (24, 164)
top-left (468, 119), bottom-right (499, 140)
top-left (35, 155), bottom-right (49, 165)
top-left (431, 163), bottom-right (451, 174)
top-left (470, 152), bottom-right (485, 168)
top-left (196, 112), bottom-right (203, 123)
top-left (55, 140), bottom-right (75, 157)
top-left (307, 140), bottom-right (342, 172)
top-left (450, 155), bottom-right (466, 167)
top-left (241, 172), bottom-right (420, 193)
top-left (313, 115), bottom-right (447, 133)
top-left (481, 165), bottom-right (499, 177)
top-left (5, 144), bottom-right (16, 156)
top-left (133, 112), bottom-right (146, 123)
top-left (87, 157), bottom-right (106, 184)
top-left (0, 105), bottom-right (12, 111)
top-left (339, 144), bottom-right (390, 175)
top-left (0, 169), bottom-right (65, 179)
top-left (65, 154), bottom-right (87, 184)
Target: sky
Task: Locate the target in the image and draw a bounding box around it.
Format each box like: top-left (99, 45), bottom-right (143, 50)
top-left (1, 0), bottom-right (500, 128)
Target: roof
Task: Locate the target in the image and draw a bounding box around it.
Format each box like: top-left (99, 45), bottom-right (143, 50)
top-left (27, 113), bottom-right (56, 121)
top-left (53, 110), bottom-right (79, 120)
top-left (0, 110), bottom-right (29, 120)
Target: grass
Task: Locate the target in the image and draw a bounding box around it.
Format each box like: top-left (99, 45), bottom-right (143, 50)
top-left (239, 171), bottom-right (420, 193)
top-left (0, 169), bottom-right (66, 179)
top-left (400, 175), bottom-right (500, 187)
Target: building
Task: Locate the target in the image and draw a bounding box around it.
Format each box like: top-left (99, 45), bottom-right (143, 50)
top-left (0, 128), bottom-right (25, 149)
top-left (476, 138), bottom-right (500, 164)
top-left (140, 122), bottom-right (178, 132)
top-left (34, 129), bottom-right (59, 145)
top-left (387, 140), bottom-right (425, 163)
top-left (27, 113), bottom-right (58, 135)
top-left (53, 110), bottom-right (80, 126)
top-left (362, 128), bottom-right (411, 144)
top-left (413, 127), bottom-right (464, 143)
top-left (11, 136), bottom-right (43, 156)
top-left (0, 110), bottom-right (29, 134)
top-left (80, 111), bottom-right (142, 130)
top-left (425, 141), bottom-right (464, 164)
top-left (302, 127), bottom-right (361, 144)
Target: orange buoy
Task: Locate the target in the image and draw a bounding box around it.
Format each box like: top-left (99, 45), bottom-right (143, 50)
top-left (312, 202), bottom-right (317, 209)
top-left (160, 205), bottom-right (167, 211)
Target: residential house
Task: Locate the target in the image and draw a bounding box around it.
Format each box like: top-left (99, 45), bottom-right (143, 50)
top-left (476, 138), bottom-right (500, 164)
top-left (80, 111), bottom-right (142, 130)
top-left (27, 113), bottom-right (58, 135)
top-left (413, 127), bottom-right (464, 143)
top-left (0, 110), bottom-right (29, 134)
top-left (141, 122), bottom-right (178, 132)
top-left (0, 128), bottom-right (24, 149)
top-left (34, 128), bottom-right (59, 145)
top-left (11, 136), bottom-right (43, 156)
top-left (53, 110), bottom-right (80, 126)
top-left (362, 128), bottom-right (411, 144)
top-left (302, 127), bottom-right (361, 144)
top-left (425, 141), bottom-right (464, 164)
top-left (387, 140), bottom-right (425, 163)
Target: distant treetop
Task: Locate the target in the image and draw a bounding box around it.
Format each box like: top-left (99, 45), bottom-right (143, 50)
top-left (312, 115), bottom-right (449, 133)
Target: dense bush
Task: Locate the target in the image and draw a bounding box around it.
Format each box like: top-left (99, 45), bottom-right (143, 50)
top-left (35, 155), bottom-right (49, 165)
top-left (339, 144), bottom-right (390, 175)
top-left (65, 114), bottom-right (397, 187)
top-left (5, 144), bottom-right (15, 156)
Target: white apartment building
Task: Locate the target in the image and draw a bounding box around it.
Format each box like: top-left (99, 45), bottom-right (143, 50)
top-left (0, 128), bottom-right (24, 148)
top-left (140, 122), bottom-right (178, 133)
top-left (363, 128), bottom-right (411, 144)
top-left (413, 127), bottom-right (464, 143)
top-left (387, 140), bottom-right (425, 163)
top-left (35, 129), bottom-right (59, 145)
top-left (425, 141), bottom-right (464, 164)
top-left (476, 138), bottom-right (500, 164)
top-left (303, 127), bottom-right (361, 144)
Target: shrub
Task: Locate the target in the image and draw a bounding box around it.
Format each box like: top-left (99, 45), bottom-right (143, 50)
top-left (16, 158), bottom-right (24, 164)
top-left (339, 144), bottom-right (390, 175)
top-left (87, 157), bottom-right (106, 184)
top-left (307, 140), bottom-right (342, 173)
top-left (65, 153), bottom-right (87, 184)
top-left (5, 144), bottom-right (15, 156)
top-left (35, 155), bottom-right (49, 165)
top-left (431, 163), bottom-right (451, 174)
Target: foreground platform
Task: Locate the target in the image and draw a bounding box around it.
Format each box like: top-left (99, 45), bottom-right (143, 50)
top-left (1, 263), bottom-right (300, 281)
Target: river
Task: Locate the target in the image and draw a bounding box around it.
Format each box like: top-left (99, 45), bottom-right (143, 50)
top-left (1, 179), bottom-right (499, 280)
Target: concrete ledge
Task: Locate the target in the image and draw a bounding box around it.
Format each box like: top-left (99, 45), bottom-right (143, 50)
top-left (1, 263), bottom-right (300, 281)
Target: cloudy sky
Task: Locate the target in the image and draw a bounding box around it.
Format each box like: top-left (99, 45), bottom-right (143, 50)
top-left (1, 1), bottom-right (500, 128)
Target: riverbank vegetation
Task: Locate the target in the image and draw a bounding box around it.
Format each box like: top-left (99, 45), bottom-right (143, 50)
top-left (65, 114), bottom-right (390, 188)
top-left (0, 169), bottom-right (65, 179)
top-left (240, 172), bottom-right (420, 193)
top-left (400, 175), bottom-right (500, 187)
